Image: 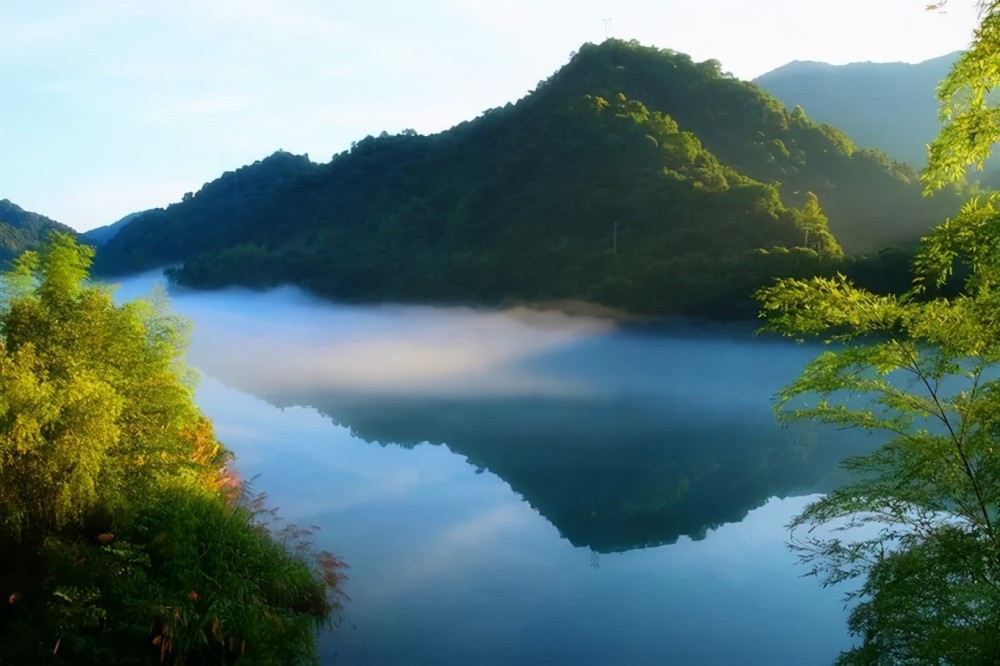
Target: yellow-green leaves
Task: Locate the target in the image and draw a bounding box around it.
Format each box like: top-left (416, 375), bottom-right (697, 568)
top-left (0, 233), bottom-right (343, 663)
top-left (786, 192), bottom-right (844, 260)
top-left (0, 233), bottom-right (203, 537)
top-left (756, 273), bottom-right (904, 340)
top-left (0, 340), bottom-right (123, 535)
top-left (766, 6), bottom-right (1000, 660)
top-left (924, 3), bottom-right (1000, 192)
top-left (915, 195), bottom-right (1000, 292)
top-left (37, 232), bottom-right (94, 304)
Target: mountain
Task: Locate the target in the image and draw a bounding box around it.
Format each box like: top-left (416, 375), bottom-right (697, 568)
top-left (754, 53), bottom-right (959, 168)
top-left (94, 40), bottom-right (962, 318)
top-left (82, 210), bottom-right (154, 246)
top-left (95, 150), bottom-right (319, 273)
top-left (0, 200), bottom-right (79, 264)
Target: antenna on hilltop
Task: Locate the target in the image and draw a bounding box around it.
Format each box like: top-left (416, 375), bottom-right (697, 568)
top-left (602, 17), bottom-right (612, 40)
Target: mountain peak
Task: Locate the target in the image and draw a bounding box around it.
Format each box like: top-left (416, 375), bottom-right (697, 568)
top-left (754, 51), bottom-right (963, 167)
top-left (94, 40), bottom-right (962, 317)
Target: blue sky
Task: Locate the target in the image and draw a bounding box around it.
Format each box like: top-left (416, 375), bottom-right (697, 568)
top-left (1, 0), bottom-right (983, 231)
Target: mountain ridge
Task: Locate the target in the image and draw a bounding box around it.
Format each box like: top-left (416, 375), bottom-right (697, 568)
top-left (0, 200), bottom-right (80, 264)
top-left (87, 40), bottom-right (963, 317)
top-left (754, 51), bottom-right (961, 168)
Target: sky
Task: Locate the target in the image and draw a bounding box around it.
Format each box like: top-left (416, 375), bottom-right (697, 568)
top-left (0, 0), bottom-right (984, 232)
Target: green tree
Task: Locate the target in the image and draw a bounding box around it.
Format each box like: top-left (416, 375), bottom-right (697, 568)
top-left (924, 1), bottom-right (1000, 191)
top-left (786, 192), bottom-right (844, 259)
top-left (0, 233), bottom-right (345, 664)
top-left (757, 3), bottom-right (1000, 662)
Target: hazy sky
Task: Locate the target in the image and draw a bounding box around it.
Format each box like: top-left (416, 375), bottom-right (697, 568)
top-left (1, 0), bottom-right (983, 231)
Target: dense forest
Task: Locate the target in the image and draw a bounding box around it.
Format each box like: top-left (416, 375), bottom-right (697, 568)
top-left (0, 200), bottom-right (79, 265)
top-left (90, 40), bottom-right (964, 319)
top-left (0, 235), bottom-right (345, 662)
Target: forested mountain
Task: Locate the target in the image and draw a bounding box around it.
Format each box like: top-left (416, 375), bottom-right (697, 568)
top-left (83, 210), bottom-right (154, 245)
top-left (94, 40), bottom-right (961, 318)
top-left (0, 200), bottom-right (79, 264)
top-left (754, 53), bottom-right (959, 168)
top-left (94, 150), bottom-right (319, 269)
top-left (251, 382), bottom-right (875, 553)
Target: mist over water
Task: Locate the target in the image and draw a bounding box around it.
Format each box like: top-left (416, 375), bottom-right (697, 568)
top-left (110, 274), bottom-right (864, 664)
top-left (115, 275), bottom-right (808, 420)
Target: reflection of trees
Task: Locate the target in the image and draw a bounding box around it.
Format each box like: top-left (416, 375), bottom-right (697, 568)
top-left (174, 287), bottom-right (879, 553)
top-left (247, 388), bottom-right (878, 554)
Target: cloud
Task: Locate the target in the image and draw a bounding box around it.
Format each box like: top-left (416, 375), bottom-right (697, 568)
top-left (366, 504), bottom-right (534, 601)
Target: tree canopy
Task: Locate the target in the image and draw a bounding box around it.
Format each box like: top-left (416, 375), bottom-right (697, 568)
top-left (0, 199), bottom-right (80, 267)
top-left (757, 3), bottom-right (1000, 662)
top-left (0, 233), bottom-right (345, 664)
top-left (925, 1), bottom-right (1000, 191)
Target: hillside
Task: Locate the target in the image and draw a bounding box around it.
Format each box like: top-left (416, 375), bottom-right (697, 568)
top-left (248, 386), bottom-right (875, 553)
top-left (93, 150), bottom-right (319, 272)
top-left (82, 210), bottom-right (154, 245)
top-left (94, 40), bottom-right (961, 318)
top-left (754, 53), bottom-right (958, 168)
top-left (0, 200), bottom-right (79, 264)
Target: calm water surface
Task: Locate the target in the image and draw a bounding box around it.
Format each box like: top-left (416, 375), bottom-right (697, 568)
top-left (113, 275), bottom-right (870, 665)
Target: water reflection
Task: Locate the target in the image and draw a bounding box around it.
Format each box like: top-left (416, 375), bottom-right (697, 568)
top-left (192, 377), bottom-right (855, 665)
top-left (110, 278), bottom-right (879, 553)
top-left (110, 276), bottom-right (865, 663)
top-left (235, 357), bottom-right (875, 553)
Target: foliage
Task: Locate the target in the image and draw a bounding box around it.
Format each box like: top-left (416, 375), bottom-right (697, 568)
top-left (0, 199), bottom-right (81, 266)
top-left (758, 195), bottom-right (1000, 663)
top-left (0, 233), bottom-right (345, 664)
top-left (92, 40), bottom-right (963, 320)
top-left (758, 3), bottom-right (1000, 656)
top-left (925, 1), bottom-right (1000, 192)
top-left (786, 192), bottom-right (843, 259)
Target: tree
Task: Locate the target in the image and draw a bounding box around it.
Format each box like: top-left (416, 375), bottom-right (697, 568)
top-left (0, 233), bottom-right (345, 664)
top-left (756, 3), bottom-right (1000, 662)
top-left (924, 1), bottom-right (1000, 192)
top-left (786, 192), bottom-right (843, 259)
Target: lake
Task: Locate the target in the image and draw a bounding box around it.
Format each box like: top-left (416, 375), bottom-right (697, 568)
top-left (113, 275), bottom-right (873, 665)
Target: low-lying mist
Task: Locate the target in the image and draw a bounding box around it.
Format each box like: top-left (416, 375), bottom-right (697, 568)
top-left (110, 274), bottom-right (875, 550)
top-left (112, 274), bottom-right (811, 411)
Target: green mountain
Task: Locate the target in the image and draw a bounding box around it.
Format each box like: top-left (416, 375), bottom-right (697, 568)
top-left (94, 40), bottom-right (961, 318)
top-left (754, 53), bottom-right (959, 168)
top-left (0, 200), bottom-right (79, 264)
top-left (93, 150), bottom-right (319, 271)
top-left (252, 384), bottom-right (875, 553)
top-left (82, 210), bottom-right (154, 246)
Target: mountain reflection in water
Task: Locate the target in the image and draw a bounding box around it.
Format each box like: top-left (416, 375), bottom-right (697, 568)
top-left (111, 277), bottom-right (867, 663)
top-left (114, 279), bottom-right (876, 553)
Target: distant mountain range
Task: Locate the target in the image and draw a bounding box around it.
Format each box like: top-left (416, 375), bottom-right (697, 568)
top-left (754, 52), bottom-right (958, 169)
